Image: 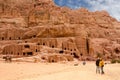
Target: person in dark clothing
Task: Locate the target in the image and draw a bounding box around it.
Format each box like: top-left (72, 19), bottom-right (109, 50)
top-left (96, 57), bottom-right (100, 74)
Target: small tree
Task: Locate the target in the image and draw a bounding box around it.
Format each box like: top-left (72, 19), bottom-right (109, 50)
top-left (111, 59), bottom-right (117, 64)
top-left (117, 60), bottom-right (120, 63)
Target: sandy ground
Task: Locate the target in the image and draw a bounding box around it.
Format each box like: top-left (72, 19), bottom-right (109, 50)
top-left (0, 60), bottom-right (120, 80)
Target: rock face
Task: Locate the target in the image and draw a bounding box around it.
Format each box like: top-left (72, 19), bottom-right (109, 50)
top-left (0, 0), bottom-right (120, 62)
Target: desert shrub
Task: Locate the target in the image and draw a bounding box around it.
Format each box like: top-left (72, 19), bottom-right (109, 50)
top-left (111, 59), bottom-right (117, 64)
top-left (96, 53), bottom-right (102, 58)
top-left (117, 60), bottom-right (120, 63)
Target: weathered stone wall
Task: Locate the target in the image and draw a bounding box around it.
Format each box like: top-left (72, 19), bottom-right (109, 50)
top-left (0, 0), bottom-right (120, 61)
top-left (2, 43), bottom-right (41, 57)
top-left (75, 37), bottom-right (89, 56)
top-left (0, 27), bottom-right (24, 40)
top-left (41, 54), bottom-right (73, 63)
top-left (2, 44), bottom-right (23, 56)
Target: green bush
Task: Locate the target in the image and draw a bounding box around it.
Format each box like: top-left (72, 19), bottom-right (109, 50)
top-left (111, 59), bottom-right (117, 64)
top-left (111, 59), bottom-right (120, 64)
top-left (117, 60), bottom-right (120, 63)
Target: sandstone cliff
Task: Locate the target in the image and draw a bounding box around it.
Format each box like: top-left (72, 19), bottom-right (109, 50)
top-left (0, 0), bottom-right (120, 61)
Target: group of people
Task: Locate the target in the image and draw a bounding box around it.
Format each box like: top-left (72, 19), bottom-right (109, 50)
top-left (96, 57), bottom-right (104, 74)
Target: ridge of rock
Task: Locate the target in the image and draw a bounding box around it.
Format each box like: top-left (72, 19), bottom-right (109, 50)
top-left (0, 0), bottom-right (120, 61)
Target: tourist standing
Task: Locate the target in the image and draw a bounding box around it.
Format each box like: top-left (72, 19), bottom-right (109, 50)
top-left (96, 57), bottom-right (100, 74)
top-left (99, 58), bottom-right (104, 74)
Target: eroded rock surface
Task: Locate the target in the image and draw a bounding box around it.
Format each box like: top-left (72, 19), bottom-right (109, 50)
top-left (0, 0), bottom-right (120, 62)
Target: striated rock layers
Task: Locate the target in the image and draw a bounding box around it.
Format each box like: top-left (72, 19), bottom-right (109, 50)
top-left (0, 0), bottom-right (120, 62)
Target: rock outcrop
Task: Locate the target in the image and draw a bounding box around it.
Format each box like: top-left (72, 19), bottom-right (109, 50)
top-left (0, 0), bottom-right (120, 62)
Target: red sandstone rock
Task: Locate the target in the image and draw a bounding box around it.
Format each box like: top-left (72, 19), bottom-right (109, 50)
top-left (0, 0), bottom-right (120, 61)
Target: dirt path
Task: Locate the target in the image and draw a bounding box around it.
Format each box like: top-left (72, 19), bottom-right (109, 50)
top-left (0, 61), bottom-right (120, 80)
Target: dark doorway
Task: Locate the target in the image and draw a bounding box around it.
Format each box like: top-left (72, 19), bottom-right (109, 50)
top-left (37, 43), bottom-right (40, 45)
top-left (41, 57), bottom-right (45, 60)
top-left (52, 45), bottom-right (54, 48)
top-left (74, 49), bottom-right (76, 51)
top-left (59, 50), bottom-right (64, 54)
top-left (52, 60), bottom-right (54, 62)
top-left (36, 49), bottom-right (38, 52)
top-left (2, 37), bottom-right (4, 40)
top-left (73, 53), bottom-right (79, 58)
top-left (80, 53), bottom-right (83, 56)
top-left (27, 52), bottom-right (33, 56)
top-left (23, 53), bottom-right (25, 56)
top-left (86, 38), bottom-right (89, 54)
top-left (18, 37), bottom-right (21, 40)
top-left (115, 48), bottom-right (119, 54)
top-left (33, 35), bottom-right (36, 38)
top-left (24, 45), bottom-right (30, 48)
top-left (9, 37), bottom-right (11, 40)
top-left (43, 43), bottom-right (45, 45)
